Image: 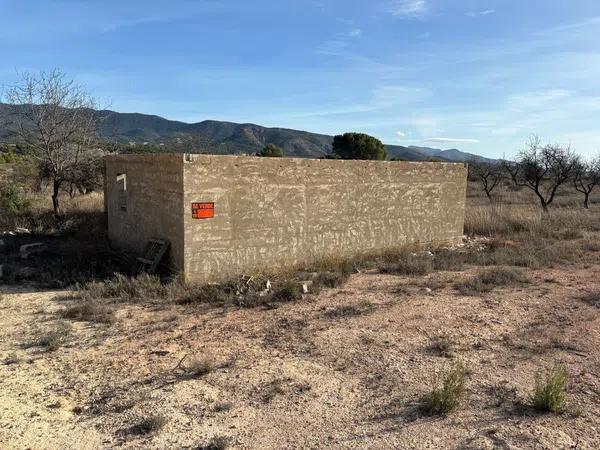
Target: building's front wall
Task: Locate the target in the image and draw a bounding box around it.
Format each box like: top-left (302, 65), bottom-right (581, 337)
top-left (105, 154), bottom-right (185, 272)
top-left (182, 155), bottom-right (467, 282)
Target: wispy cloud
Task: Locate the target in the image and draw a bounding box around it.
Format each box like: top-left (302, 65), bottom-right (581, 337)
top-left (466, 9), bottom-right (496, 18)
top-left (424, 137), bottom-right (480, 144)
top-left (389, 0), bottom-right (428, 18)
top-left (348, 28), bottom-right (362, 37)
top-left (396, 131), bottom-right (406, 138)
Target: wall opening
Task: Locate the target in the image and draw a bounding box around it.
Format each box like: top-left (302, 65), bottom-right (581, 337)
top-left (116, 173), bottom-right (127, 212)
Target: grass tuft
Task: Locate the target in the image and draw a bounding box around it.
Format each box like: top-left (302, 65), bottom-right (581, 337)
top-left (60, 299), bottom-right (115, 324)
top-left (531, 363), bottom-right (568, 413)
top-left (378, 253), bottom-right (433, 276)
top-left (424, 361), bottom-right (468, 415)
top-left (455, 266), bottom-right (527, 296)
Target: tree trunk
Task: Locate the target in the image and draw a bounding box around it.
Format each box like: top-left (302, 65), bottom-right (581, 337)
top-left (584, 193), bottom-right (590, 209)
top-left (52, 179), bottom-right (61, 215)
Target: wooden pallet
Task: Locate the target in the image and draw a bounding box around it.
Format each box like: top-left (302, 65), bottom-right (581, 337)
top-left (136, 239), bottom-right (170, 275)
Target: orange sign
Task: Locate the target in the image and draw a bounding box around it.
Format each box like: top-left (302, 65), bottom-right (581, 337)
top-left (191, 202), bottom-right (214, 219)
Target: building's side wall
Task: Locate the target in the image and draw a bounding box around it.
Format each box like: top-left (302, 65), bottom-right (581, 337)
top-left (105, 154), bottom-right (185, 272)
top-left (182, 155), bottom-right (467, 282)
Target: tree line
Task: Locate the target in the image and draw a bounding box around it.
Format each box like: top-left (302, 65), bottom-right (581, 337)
top-left (471, 136), bottom-right (600, 211)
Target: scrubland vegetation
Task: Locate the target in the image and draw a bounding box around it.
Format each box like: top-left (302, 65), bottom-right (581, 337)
top-left (1, 77), bottom-right (599, 447)
top-left (1, 159), bottom-right (599, 447)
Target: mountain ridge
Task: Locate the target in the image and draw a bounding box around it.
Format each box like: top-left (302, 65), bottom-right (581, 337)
top-left (0, 104), bottom-right (494, 162)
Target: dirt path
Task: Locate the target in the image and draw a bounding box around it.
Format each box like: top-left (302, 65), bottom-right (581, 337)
top-left (1, 266), bottom-right (599, 449)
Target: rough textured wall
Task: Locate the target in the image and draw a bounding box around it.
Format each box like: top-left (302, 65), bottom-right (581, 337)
top-left (182, 155), bottom-right (467, 282)
top-left (105, 154), bottom-right (185, 271)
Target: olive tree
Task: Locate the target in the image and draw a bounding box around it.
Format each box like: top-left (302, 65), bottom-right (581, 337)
top-left (3, 69), bottom-right (98, 214)
top-left (573, 155), bottom-right (600, 209)
top-left (504, 136), bottom-right (579, 212)
top-left (331, 132), bottom-right (387, 160)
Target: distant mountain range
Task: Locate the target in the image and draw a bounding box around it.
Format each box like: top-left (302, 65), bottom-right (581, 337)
top-left (0, 104), bottom-right (495, 163)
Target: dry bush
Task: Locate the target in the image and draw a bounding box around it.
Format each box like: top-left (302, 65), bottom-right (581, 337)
top-left (322, 300), bottom-right (375, 319)
top-left (125, 414), bottom-right (167, 436)
top-left (60, 299), bottom-right (115, 324)
top-left (424, 361), bottom-right (468, 415)
top-left (184, 356), bottom-right (215, 378)
top-left (198, 436), bottom-right (231, 450)
top-left (378, 253), bottom-right (433, 276)
top-left (77, 273), bottom-right (167, 303)
top-left (427, 336), bottom-right (455, 358)
top-left (26, 322), bottom-right (72, 352)
top-left (455, 267), bottom-right (527, 296)
top-left (531, 363), bottom-right (568, 413)
top-left (270, 280), bottom-right (303, 303)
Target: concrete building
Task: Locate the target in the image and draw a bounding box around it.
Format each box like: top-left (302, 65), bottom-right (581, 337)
top-left (104, 154), bottom-right (468, 282)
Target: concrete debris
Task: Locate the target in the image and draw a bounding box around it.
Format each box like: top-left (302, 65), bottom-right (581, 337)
top-left (20, 243), bottom-right (47, 259)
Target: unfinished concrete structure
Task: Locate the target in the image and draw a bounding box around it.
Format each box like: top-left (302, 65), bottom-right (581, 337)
top-left (105, 154), bottom-right (468, 282)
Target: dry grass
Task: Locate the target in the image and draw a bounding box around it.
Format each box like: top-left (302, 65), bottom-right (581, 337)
top-left (377, 253), bottom-right (433, 276)
top-left (455, 267), bottom-right (528, 296)
top-left (59, 299), bottom-right (115, 324)
top-left (25, 322), bottom-right (72, 352)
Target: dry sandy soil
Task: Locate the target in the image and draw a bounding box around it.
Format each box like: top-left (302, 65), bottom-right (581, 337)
top-left (1, 263), bottom-right (599, 449)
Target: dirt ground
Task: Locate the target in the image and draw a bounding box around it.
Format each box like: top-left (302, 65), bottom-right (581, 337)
top-left (1, 263), bottom-right (599, 449)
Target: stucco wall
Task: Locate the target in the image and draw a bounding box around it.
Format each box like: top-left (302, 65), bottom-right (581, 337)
top-left (182, 155), bottom-right (467, 282)
top-left (105, 154), bottom-right (185, 271)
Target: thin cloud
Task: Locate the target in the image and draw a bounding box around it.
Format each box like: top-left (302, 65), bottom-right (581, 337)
top-left (397, 131), bottom-right (406, 138)
top-left (348, 29), bottom-right (362, 37)
top-left (466, 9), bottom-right (496, 18)
top-left (424, 137), bottom-right (480, 144)
top-left (389, 0), bottom-right (428, 18)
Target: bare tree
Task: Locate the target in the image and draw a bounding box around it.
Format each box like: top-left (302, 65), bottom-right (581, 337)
top-left (3, 69), bottom-right (98, 214)
top-left (573, 155), bottom-right (600, 209)
top-left (469, 162), bottom-right (503, 201)
top-left (504, 136), bottom-right (580, 212)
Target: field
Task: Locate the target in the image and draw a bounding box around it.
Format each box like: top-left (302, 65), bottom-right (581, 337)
top-left (1, 178), bottom-right (600, 449)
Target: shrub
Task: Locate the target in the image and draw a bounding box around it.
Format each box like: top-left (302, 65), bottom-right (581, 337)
top-left (259, 144), bottom-right (284, 157)
top-left (0, 183), bottom-right (30, 215)
top-left (78, 273), bottom-right (166, 303)
top-left (322, 300), bottom-right (375, 319)
top-left (60, 300), bottom-right (115, 324)
top-left (455, 266), bottom-right (527, 295)
top-left (126, 414), bottom-right (167, 435)
top-left (199, 436), bottom-right (231, 450)
top-left (271, 280), bottom-right (303, 303)
top-left (313, 271), bottom-right (350, 289)
top-left (424, 361), bottom-right (468, 415)
top-left (378, 254), bottom-right (432, 276)
top-left (531, 363), bottom-right (568, 413)
top-left (184, 356), bottom-right (214, 378)
top-left (26, 323), bottom-right (72, 352)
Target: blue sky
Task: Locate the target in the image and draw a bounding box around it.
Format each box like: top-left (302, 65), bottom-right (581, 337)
top-left (1, 0), bottom-right (600, 158)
